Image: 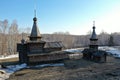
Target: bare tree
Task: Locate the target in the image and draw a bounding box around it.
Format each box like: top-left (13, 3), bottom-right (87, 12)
top-left (108, 34), bottom-right (115, 46)
top-left (98, 31), bottom-right (109, 46)
top-left (0, 20), bottom-right (9, 55)
top-left (8, 20), bottom-right (18, 54)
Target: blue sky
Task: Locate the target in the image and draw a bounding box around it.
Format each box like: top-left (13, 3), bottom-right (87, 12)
top-left (0, 0), bottom-right (120, 35)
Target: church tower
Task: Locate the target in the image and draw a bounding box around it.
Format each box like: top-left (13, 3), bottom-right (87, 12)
top-left (29, 10), bottom-right (42, 41)
top-left (89, 21), bottom-right (98, 50)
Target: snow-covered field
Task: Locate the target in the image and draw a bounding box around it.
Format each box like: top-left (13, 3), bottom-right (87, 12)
top-left (64, 48), bottom-right (84, 53)
top-left (99, 46), bottom-right (120, 58)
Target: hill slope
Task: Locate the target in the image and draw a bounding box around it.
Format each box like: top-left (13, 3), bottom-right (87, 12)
top-left (8, 56), bottom-right (120, 80)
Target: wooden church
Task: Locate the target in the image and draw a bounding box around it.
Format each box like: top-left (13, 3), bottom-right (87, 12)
top-left (17, 13), bottom-right (67, 64)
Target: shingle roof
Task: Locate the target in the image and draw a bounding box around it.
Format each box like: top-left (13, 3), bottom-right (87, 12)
top-left (44, 41), bottom-right (64, 48)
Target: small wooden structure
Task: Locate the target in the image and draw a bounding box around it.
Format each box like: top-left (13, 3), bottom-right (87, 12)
top-left (82, 21), bottom-right (107, 63)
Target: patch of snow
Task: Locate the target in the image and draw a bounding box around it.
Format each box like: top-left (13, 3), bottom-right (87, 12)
top-left (0, 63), bottom-right (64, 80)
top-left (99, 46), bottom-right (120, 58)
top-left (0, 63), bottom-right (27, 80)
top-left (64, 48), bottom-right (83, 53)
top-left (35, 63), bottom-right (64, 68)
top-left (6, 63), bottom-right (27, 73)
top-left (69, 53), bottom-right (81, 59)
top-left (0, 54), bottom-right (18, 60)
top-left (99, 46), bottom-right (116, 51)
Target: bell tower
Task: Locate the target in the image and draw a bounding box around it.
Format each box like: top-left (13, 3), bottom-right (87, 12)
top-left (89, 21), bottom-right (98, 50)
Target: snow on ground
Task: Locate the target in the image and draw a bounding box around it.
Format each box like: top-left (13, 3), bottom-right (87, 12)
top-left (34, 63), bottom-right (64, 68)
top-left (0, 63), bottom-right (27, 80)
top-left (0, 63), bottom-right (65, 80)
top-left (0, 54), bottom-right (18, 60)
top-left (64, 47), bottom-right (120, 58)
top-left (64, 48), bottom-right (84, 53)
top-left (99, 46), bottom-right (120, 58)
top-left (64, 46), bottom-right (120, 58)
top-left (99, 46), bottom-right (117, 51)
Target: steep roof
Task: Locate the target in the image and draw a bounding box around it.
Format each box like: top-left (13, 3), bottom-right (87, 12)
top-left (90, 21), bottom-right (98, 40)
top-left (30, 17), bottom-right (41, 37)
top-left (29, 17), bottom-right (42, 41)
